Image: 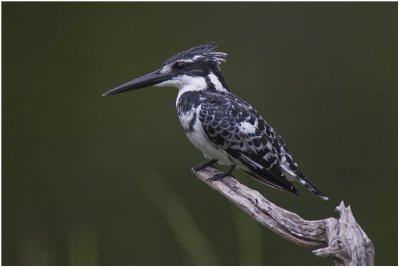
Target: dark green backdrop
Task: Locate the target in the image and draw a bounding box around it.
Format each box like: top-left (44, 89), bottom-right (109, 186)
top-left (3, 2), bottom-right (397, 265)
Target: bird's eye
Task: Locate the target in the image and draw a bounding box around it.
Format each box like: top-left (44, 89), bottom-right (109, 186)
top-left (172, 62), bottom-right (185, 70)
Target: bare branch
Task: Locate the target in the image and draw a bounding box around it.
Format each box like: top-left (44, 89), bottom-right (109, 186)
top-left (192, 166), bottom-right (374, 266)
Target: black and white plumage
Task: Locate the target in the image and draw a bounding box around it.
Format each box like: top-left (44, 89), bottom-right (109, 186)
top-left (103, 43), bottom-right (329, 201)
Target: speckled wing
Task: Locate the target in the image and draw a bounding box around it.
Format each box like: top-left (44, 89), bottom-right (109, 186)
top-left (198, 93), bottom-right (299, 195)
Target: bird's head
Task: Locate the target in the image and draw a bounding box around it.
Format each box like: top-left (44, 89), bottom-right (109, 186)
top-left (103, 42), bottom-right (230, 97)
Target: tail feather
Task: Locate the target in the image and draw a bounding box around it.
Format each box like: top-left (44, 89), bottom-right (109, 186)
top-left (242, 169), bottom-right (299, 196)
top-left (281, 163), bottom-right (329, 201)
top-left (236, 152), bottom-right (299, 196)
top-left (296, 175), bottom-right (329, 201)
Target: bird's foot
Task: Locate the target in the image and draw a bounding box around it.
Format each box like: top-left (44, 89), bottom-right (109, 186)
top-left (192, 159), bottom-right (218, 172)
top-left (207, 172), bottom-right (229, 182)
top-left (206, 164), bottom-right (236, 182)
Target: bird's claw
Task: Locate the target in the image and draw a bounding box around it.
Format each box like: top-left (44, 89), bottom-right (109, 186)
top-left (192, 160), bottom-right (218, 172)
top-left (207, 172), bottom-right (228, 182)
top-left (192, 166), bottom-right (204, 172)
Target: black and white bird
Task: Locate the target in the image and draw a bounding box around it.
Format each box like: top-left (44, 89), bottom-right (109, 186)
top-left (103, 43), bottom-right (328, 201)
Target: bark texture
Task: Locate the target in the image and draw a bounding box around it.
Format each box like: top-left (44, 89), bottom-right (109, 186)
top-left (192, 166), bottom-right (374, 266)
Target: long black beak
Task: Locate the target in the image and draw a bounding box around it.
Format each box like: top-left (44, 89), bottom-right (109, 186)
top-left (102, 70), bottom-right (173, 97)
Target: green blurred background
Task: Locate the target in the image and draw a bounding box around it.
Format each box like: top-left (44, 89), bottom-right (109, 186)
top-left (2, 2), bottom-right (397, 265)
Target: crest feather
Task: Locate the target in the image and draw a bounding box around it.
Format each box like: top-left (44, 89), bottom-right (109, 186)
top-left (164, 42), bottom-right (228, 65)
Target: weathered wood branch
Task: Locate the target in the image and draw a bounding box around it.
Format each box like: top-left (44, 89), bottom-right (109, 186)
top-left (192, 166), bottom-right (374, 266)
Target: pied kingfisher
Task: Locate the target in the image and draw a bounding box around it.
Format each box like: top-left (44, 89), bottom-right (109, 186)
top-left (103, 43), bottom-right (328, 201)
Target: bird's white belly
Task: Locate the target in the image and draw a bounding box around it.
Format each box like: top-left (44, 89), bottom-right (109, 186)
top-left (186, 127), bottom-right (231, 166)
top-left (179, 110), bottom-right (231, 166)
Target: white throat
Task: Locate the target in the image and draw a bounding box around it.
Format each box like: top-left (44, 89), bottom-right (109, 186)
top-left (156, 75), bottom-right (207, 105)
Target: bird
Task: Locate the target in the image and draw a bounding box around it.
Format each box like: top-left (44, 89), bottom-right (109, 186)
top-left (103, 42), bottom-right (329, 201)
